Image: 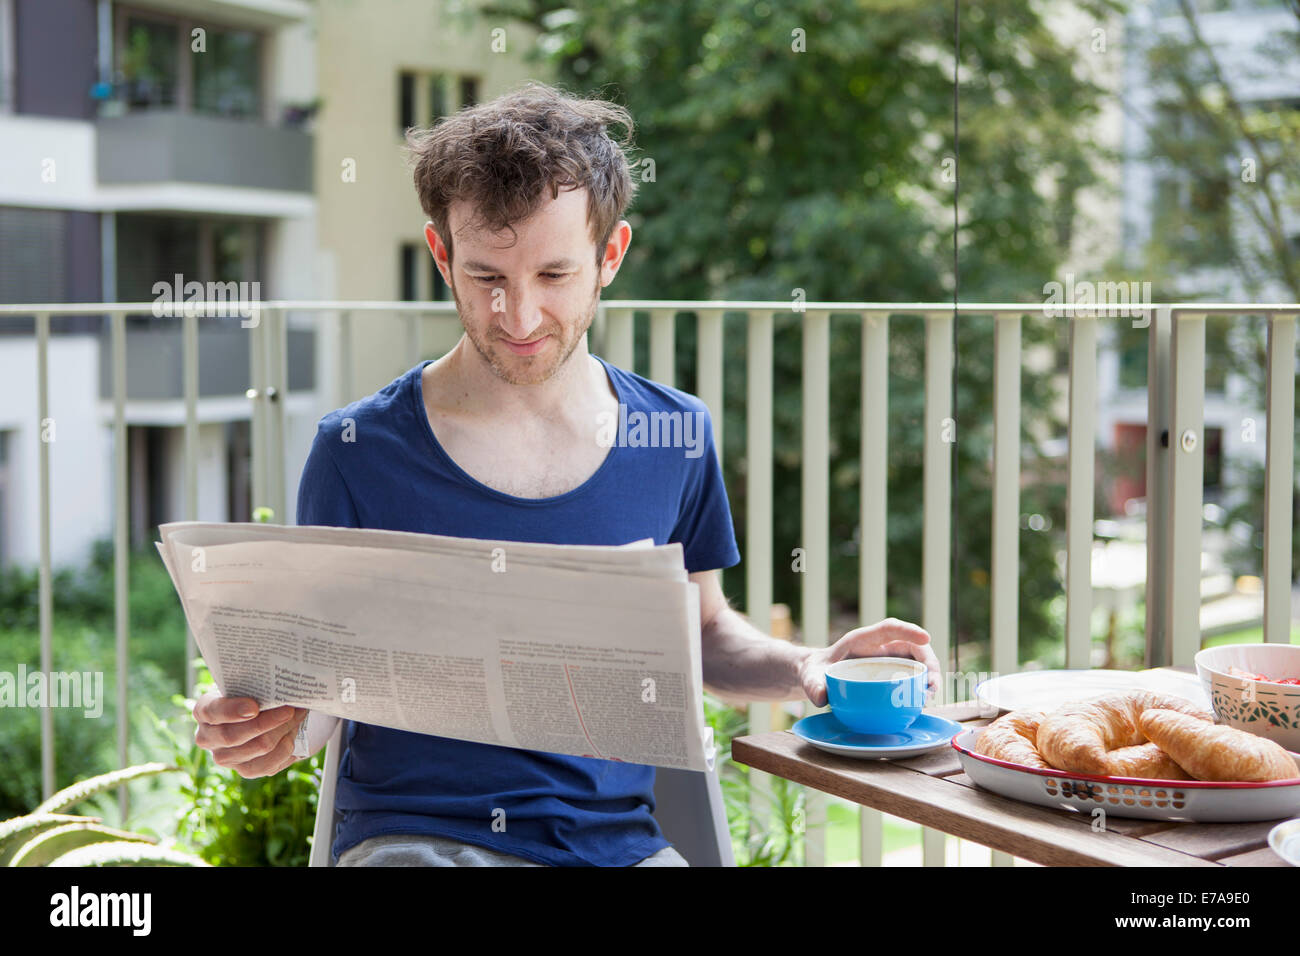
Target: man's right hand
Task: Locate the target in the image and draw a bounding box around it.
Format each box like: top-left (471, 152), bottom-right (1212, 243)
top-left (193, 692), bottom-right (307, 778)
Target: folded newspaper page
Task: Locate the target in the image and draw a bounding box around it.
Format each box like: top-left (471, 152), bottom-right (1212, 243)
top-left (155, 522), bottom-right (714, 772)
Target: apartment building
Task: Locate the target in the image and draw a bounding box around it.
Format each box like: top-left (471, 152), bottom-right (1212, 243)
top-left (0, 0), bottom-right (548, 570)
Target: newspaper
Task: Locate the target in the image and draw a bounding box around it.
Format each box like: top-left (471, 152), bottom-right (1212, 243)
top-left (155, 521), bottom-right (714, 772)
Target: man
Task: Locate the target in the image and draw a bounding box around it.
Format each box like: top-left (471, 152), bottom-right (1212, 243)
top-left (192, 81), bottom-right (938, 867)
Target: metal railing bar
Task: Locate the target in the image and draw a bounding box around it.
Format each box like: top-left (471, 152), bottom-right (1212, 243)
top-left (922, 310), bottom-right (953, 867)
top-left (111, 312), bottom-right (129, 823)
top-left (1065, 315), bottom-right (1098, 668)
top-left (604, 307), bottom-right (634, 371)
top-left (649, 309), bottom-right (675, 387)
top-left (859, 311), bottom-right (889, 866)
top-left (1262, 313), bottom-right (1297, 644)
top-left (36, 312), bottom-right (54, 799)
top-left (1167, 312), bottom-right (1207, 666)
top-left (743, 310), bottom-right (775, 853)
top-left (1144, 307), bottom-right (1173, 666)
top-left (800, 309), bottom-right (830, 867)
top-left (183, 311), bottom-right (199, 698)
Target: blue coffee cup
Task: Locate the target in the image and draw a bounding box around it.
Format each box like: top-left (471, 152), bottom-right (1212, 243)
top-left (825, 657), bottom-right (927, 734)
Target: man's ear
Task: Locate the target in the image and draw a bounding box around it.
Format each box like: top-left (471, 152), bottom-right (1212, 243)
top-left (598, 219), bottom-right (632, 288)
top-left (425, 222), bottom-right (452, 285)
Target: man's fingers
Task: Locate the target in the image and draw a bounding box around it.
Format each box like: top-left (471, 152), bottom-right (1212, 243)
top-left (804, 676), bottom-right (828, 708)
top-left (232, 729), bottom-right (301, 779)
top-left (193, 692), bottom-right (261, 725)
top-left (196, 705), bottom-right (303, 752)
top-left (210, 712), bottom-right (302, 769)
top-left (844, 618), bottom-right (931, 649)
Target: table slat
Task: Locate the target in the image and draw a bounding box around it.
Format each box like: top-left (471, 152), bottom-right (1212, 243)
top-left (1138, 821), bottom-right (1280, 861)
top-left (1219, 846), bottom-right (1290, 867)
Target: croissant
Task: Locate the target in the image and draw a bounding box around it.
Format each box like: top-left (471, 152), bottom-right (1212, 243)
top-left (1036, 691), bottom-right (1213, 776)
top-left (1137, 709), bottom-right (1299, 783)
top-left (1100, 742), bottom-right (1192, 780)
top-left (973, 710), bottom-right (1051, 769)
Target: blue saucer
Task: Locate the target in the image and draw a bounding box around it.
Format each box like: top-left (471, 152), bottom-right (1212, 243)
top-left (792, 712), bottom-right (963, 759)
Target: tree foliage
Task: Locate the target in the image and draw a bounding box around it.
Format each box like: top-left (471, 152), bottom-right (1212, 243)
top-left (478, 0), bottom-right (1123, 666)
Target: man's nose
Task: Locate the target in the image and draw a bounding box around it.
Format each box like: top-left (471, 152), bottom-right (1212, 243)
top-left (498, 285), bottom-right (545, 340)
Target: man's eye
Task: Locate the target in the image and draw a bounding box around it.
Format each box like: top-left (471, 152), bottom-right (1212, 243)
top-left (472, 275), bottom-right (500, 283)
top-left (543, 273), bottom-right (570, 280)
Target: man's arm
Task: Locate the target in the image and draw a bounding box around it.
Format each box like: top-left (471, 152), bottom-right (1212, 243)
top-left (692, 569), bottom-right (940, 708)
top-left (694, 569), bottom-right (809, 704)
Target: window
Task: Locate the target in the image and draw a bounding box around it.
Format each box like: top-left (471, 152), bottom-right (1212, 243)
top-left (401, 243), bottom-right (419, 301)
top-left (399, 71), bottom-right (415, 133)
top-left (193, 27), bottom-right (261, 119)
top-left (429, 73), bottom-right (446, 124)
top-left (115, 7), bottom-right (263, 120)
top-left (121, 15), bottom-right (179, 109)
top-left (115, 214), bottom-right (264, 304)
top-left (401, 71), bottom-right (478, 137)
top-left (459, 76), bottom-right (478, 109)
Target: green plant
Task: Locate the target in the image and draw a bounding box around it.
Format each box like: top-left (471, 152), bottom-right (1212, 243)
top-left (0, 622), bottom-right (180, 818)
top-left (145, 661), bottom-right (323, 867)
top-left (704, 692), bottom-right (811, 866)
top-left (0, 763), bottom-right (208, 866)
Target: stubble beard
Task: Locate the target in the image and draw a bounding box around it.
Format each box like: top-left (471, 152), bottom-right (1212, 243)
top-left (451, 272), bottom-right (602, 386)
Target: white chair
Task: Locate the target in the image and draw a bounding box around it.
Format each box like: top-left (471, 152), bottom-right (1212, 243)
top-left (307, 722), bottom-right (735, 867)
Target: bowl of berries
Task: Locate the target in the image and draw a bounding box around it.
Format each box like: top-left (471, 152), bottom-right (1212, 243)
top-left (1196, 643), bottom-right (1300, 753)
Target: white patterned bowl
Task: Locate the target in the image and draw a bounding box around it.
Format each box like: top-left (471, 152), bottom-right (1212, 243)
top-left (1195, 643), bottom-right (1300, 753)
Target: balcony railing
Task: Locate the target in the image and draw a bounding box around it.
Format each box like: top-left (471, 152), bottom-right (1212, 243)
top-left (3, 299), bottom-right (1297, 866)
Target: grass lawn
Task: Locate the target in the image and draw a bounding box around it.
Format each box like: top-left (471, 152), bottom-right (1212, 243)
top-left (1202, 625), bottom-right (1300, 647)
top-left (824, 799), bottom-right (919, 864)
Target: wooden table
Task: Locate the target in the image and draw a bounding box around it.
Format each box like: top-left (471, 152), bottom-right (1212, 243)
top-left (731, 692), bottom-right (1292, 867)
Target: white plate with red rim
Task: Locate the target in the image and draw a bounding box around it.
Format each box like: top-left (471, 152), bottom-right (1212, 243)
top-left (974, 668), bottom-right (1210, 715)
top-left (951, 728), bottom-right (1300, 822)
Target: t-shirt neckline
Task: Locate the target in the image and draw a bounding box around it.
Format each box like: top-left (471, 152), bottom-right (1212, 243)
top-left (411, 353), bottom-right (624, 506)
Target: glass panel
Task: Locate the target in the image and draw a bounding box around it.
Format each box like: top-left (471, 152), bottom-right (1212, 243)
top-left (193, 27), bottom-right (261, 119)
top-left (122, 17), bottom-right (179, 110)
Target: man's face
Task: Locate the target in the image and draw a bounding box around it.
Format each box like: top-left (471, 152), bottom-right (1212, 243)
top-left (427, 187), bottom-right (620, 387)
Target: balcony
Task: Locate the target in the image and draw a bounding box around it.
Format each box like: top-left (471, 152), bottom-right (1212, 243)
top-left (96, 111), bottom-right (313, 193)
top-left (2, 298), bottom-right (1297, 867)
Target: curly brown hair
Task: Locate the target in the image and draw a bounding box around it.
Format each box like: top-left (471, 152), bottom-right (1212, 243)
top-left (405, 81), bottom-right (638, 269)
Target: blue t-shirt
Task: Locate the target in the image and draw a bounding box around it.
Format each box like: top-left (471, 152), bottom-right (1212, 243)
top-left (295, 354), bottom-right (740, 866)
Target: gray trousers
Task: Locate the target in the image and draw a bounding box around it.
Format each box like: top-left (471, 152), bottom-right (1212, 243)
top-left (337, 832), bottom-right (690, 867)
